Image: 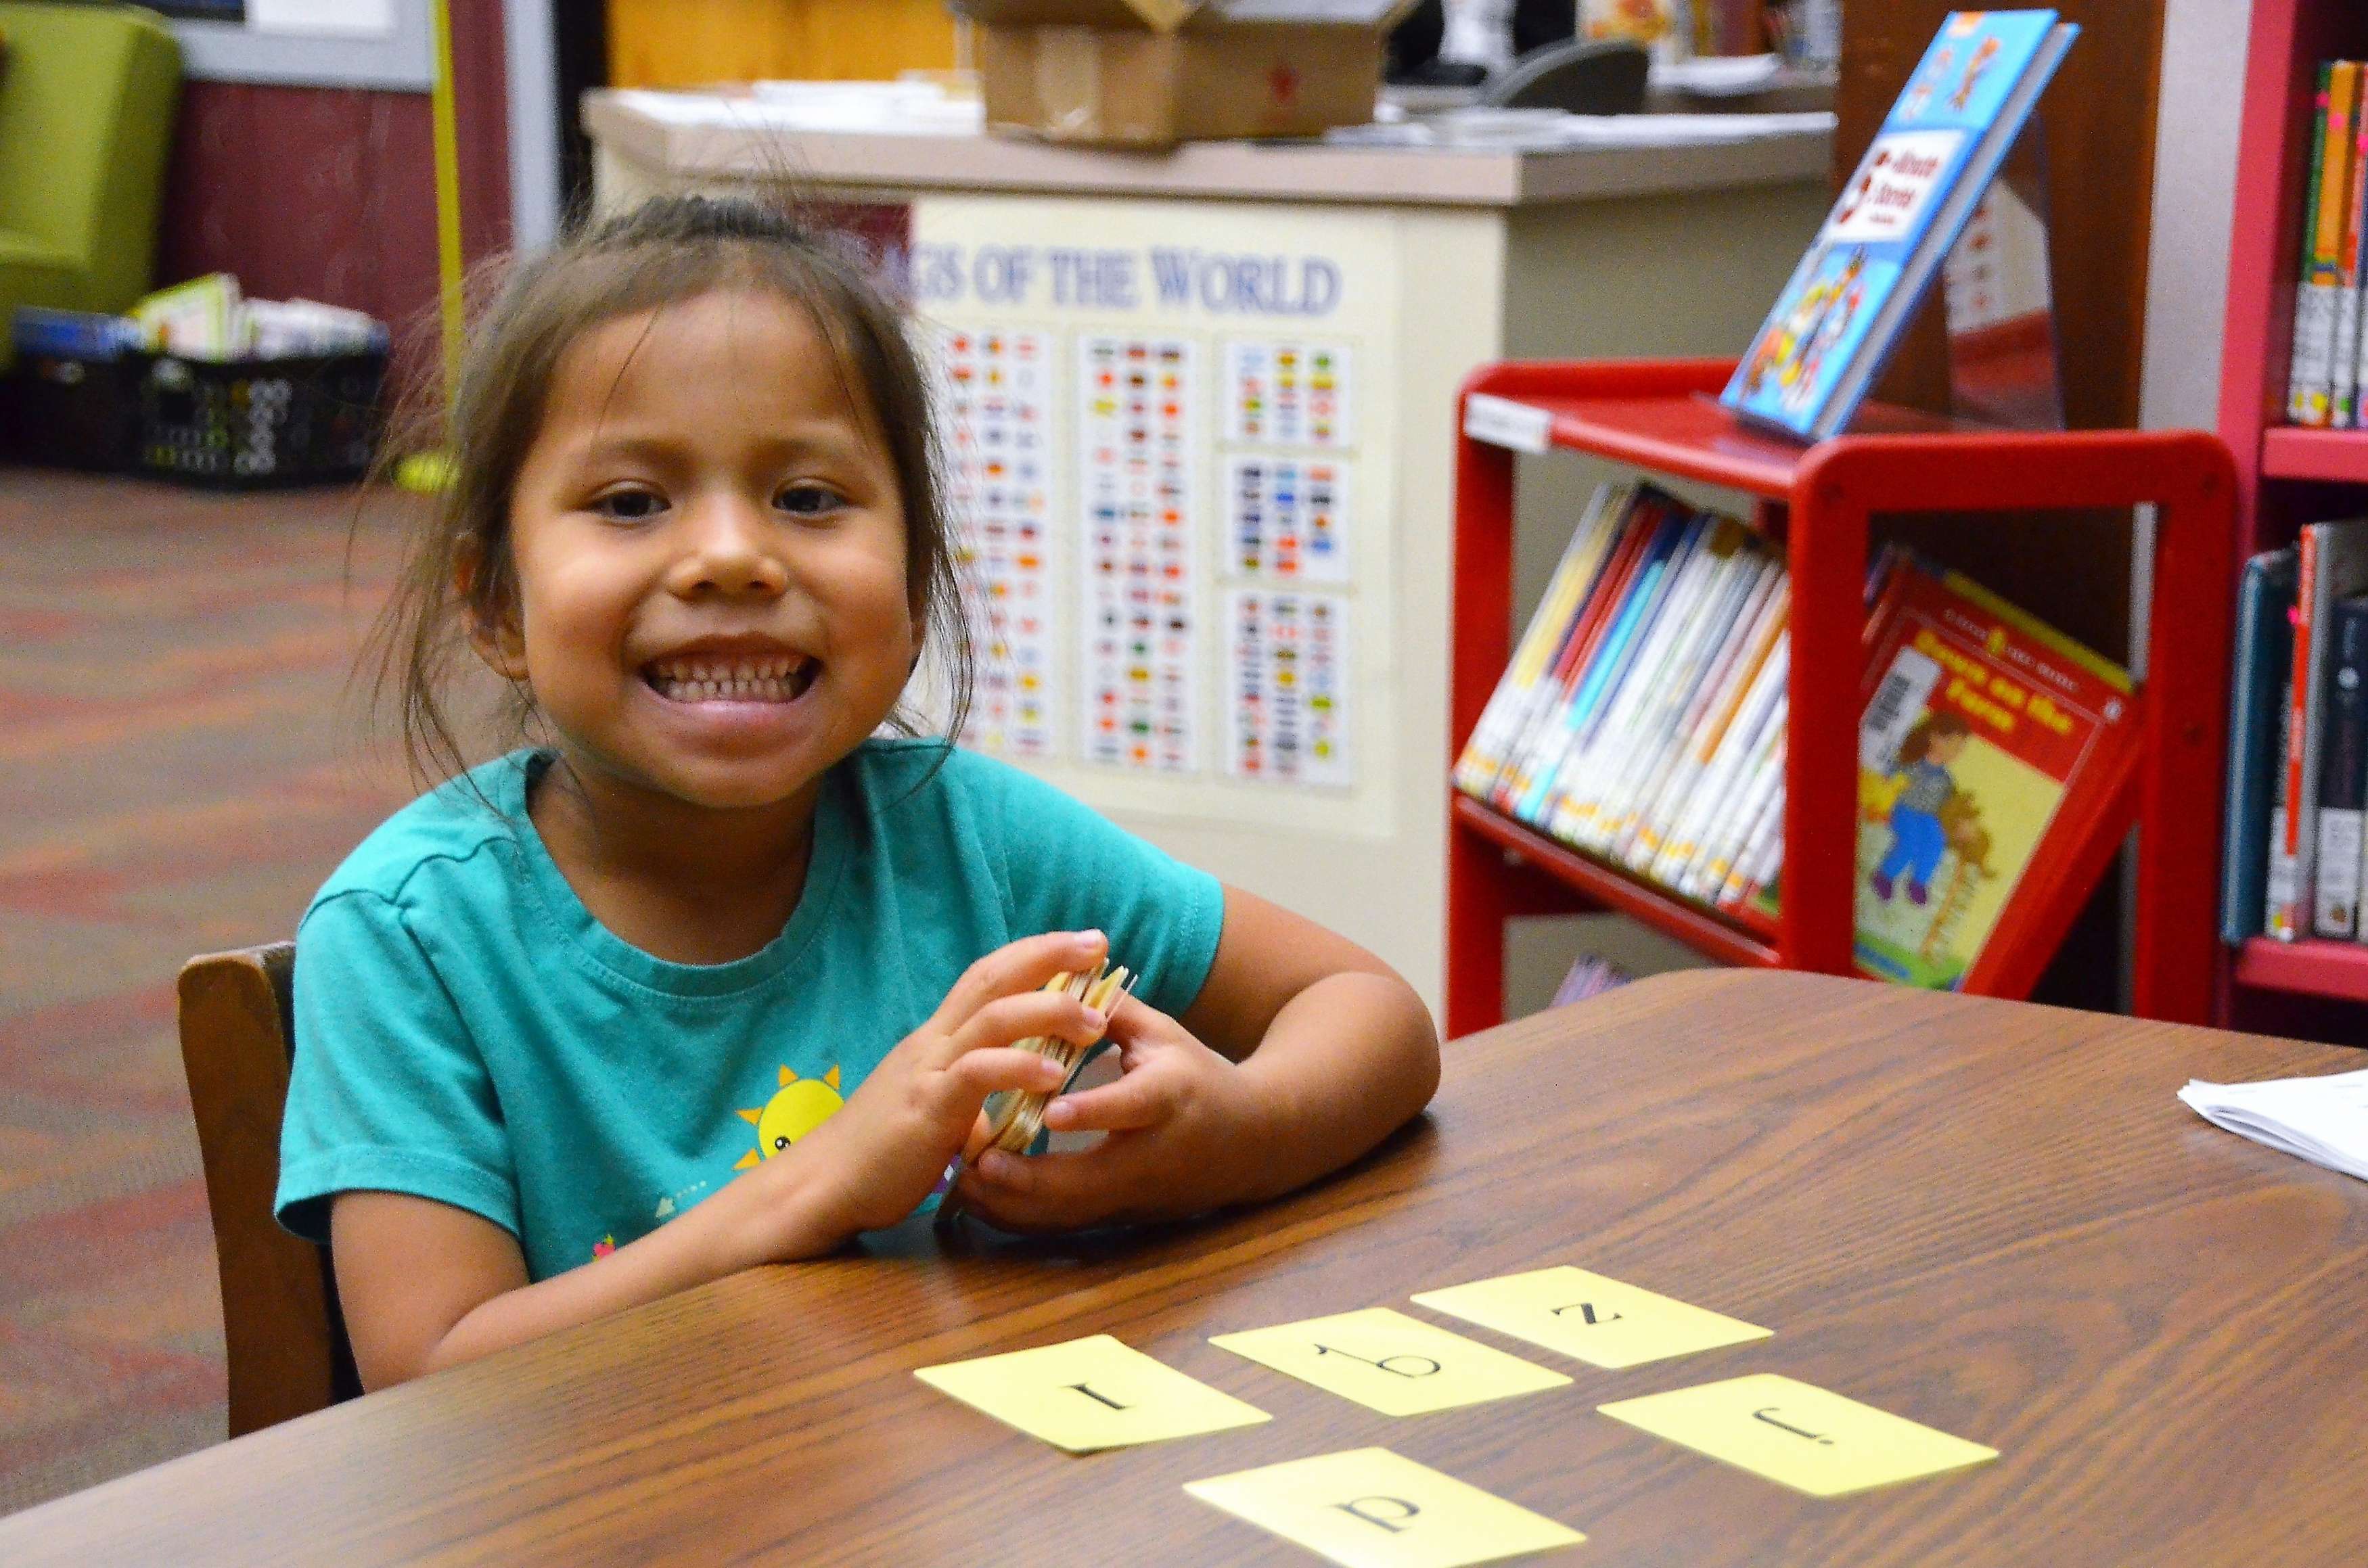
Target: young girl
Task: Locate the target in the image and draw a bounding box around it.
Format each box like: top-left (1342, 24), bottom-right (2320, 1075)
top-left (277, 195), bottom-right (1441, 1391)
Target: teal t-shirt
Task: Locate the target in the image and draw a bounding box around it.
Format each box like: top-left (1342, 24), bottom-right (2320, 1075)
top-left (275, 740), bottom-right (1226, 1281)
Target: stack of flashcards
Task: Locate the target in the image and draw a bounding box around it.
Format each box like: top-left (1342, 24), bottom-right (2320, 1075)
top-left (976, 961), bottom-right (1133, 1155)
top-left (914, 1261), bottom-right (1999, 1567)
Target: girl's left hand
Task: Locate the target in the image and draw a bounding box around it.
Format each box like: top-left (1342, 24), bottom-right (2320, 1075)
top-left (950, 994), bottom-right (1271, 1232)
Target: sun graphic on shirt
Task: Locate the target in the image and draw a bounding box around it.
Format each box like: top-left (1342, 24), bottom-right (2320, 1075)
top-left (735, 1064), bottom-right (846, 1168)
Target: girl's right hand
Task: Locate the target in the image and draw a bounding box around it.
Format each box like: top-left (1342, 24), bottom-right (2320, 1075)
top-left (738, 928), bottom-right (1114, 1251)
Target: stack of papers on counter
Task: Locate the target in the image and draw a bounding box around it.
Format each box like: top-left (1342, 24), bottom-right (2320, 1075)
top-left (1323, 108), bottom-right (1834, 152)
top-left (2178, 1067), bottom-right (2368, 1182)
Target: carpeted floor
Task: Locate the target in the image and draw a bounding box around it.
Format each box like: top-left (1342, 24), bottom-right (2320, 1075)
top-left (0, 467), bottom-right (424, 1515)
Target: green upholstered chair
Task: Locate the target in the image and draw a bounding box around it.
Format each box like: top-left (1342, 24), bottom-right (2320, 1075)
top-left (0, 3), bottom-right (180, 371)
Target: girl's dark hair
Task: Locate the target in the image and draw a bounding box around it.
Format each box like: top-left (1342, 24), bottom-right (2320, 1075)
top-left (367, 192), bottom-right (971, 788)
top-left (1898, 710), bottom-right (1974, 764)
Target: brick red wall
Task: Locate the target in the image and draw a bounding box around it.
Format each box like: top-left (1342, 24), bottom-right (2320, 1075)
top-left (155, 0), bottom-right (513, 365)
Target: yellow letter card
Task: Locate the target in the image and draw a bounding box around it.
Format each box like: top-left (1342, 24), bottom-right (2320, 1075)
top-left (1209, 1307), bottom-right (1570, 1416)
top-left (1596, 1373), bottom-right (1998, 1496)
top-left (1186, 1447), bottom-right (1585, 1568)
top-left (913, 1334), bottom-right (1269, 1453)
top-left (1411, 1266), bottom-right (1771, 1370)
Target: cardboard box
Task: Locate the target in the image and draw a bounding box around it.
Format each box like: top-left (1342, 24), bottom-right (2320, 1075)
top-left (957, 1), bottom-right (1417, 147)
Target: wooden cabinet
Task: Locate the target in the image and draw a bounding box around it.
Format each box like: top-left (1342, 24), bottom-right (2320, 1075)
top-left (607, 0), bottom-right (957, 89)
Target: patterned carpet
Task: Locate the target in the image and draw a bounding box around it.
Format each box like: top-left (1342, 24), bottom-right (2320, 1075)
top-left (0, 467), bottom-right (423, 1515)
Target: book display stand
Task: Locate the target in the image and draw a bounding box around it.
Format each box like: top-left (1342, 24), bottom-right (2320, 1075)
top-left (1940, 128), bottom-right (2066, 432)
top-left (2218, 0), bottom-right (2368, 1024)
top-left (1445, 356), bottom-right (2237, 1038)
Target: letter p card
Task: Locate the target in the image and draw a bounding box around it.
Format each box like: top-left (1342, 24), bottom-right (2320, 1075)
top-left (914, 1335), bottom-right (1269, 1453)
top-left (1187, 1448), bottom-right (1584, 1568)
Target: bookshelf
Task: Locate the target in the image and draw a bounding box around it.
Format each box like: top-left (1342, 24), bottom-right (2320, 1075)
top-left (2217, 0), bottom-right (2368, 1025)
top-left (1446, 356), bottom-right (2236, 1040)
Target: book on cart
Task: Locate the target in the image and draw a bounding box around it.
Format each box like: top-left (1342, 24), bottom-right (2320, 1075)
top-left (1825, 562), bottom-right (2136, 989)
top-left (1719, 9), bottom-right (2078, 441)
top-left (2288, 62), bottom-right (2361, 425)
top-left (2214, 526), bottom-right (2368, 948)
top-left (2267, 519), bottom-right (2368, 939)
top-left (1455, 482), bottom-right (2138, 991)
top-left (2221, 548), bottom-right (2298, 944)
top-left (2272, 55), bottom-right (2368, 429)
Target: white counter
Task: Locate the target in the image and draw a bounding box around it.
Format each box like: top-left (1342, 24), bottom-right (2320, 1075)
top-left (584, 89), bottom-right (1831, 207)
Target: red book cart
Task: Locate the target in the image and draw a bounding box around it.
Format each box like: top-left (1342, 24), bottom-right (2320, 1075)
top-left (1446, 356), bottom-right (2237, 1040)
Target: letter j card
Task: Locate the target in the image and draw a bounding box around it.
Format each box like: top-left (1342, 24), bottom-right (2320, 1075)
top-left (1187, 1448), bottom-right (1584, 1568)
top-left (1598, 1373), bottom-right (1997, 1497)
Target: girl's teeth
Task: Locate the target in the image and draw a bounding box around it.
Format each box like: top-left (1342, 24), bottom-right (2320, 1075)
top-left (646, 660), bottom-right (813, 704)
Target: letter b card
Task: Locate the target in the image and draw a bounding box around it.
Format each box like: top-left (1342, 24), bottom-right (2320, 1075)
top-left (1209, 1308), bottom-right (1569, 1416)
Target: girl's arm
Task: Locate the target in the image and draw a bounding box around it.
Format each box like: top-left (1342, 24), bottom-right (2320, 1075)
top-left (331, 1136), bottom-right (861, 1389)
top-left (333, 929), bottom-right (1111, 1388)
top-left (954, 887), bottom-right (1441, 1228)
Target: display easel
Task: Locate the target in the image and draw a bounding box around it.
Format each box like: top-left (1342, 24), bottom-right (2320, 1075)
top-left (1939, 129), bottom-right (2066, 432)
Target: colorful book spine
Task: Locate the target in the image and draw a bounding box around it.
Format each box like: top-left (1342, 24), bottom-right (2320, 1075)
top-left (1553, 511), bottom-right (1713, 777)
top-left (1453, 483), bottom-right (1628, 798)
top-left (1650, 635), bottom-right (1790, 887)
top-left (2290, 62), bottom-right (2354, 427)
top-left (1626, 585), bottom-right (1791, 871)
top-left (1687, 695), bottom-right (1788, 902)
top-left (2273, 528), bottom-right (2323, 940)
top-left (1493, 495), bottom-right (1658, 811)
top-left (1599, 555), bottom-right (1781, 857)
top-left (1720, 781), bottom-right (1785, 913)
top-left (2223, 548), bottom-right (2298, 944)
top-left (1584, 543), bottom-right (1773, 853)
top-left (1547, 515), bottom-right (1737, 841)
top-left (1514, 506), bottom-right (1691, 824)
top-left (2313, 595), bottom-right (2368, 938)
top-left (2275, 519), bottom-right (2368, 938)
top-left (2336, 72), bottom-right (2368, 429)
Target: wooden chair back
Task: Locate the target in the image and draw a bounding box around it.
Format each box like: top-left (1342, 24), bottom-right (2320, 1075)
top-left (177, 942), bottom-right (361, 1435)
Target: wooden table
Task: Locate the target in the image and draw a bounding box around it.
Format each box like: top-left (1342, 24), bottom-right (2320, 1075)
top-left (6, 971), bottom-right (2365, 1565)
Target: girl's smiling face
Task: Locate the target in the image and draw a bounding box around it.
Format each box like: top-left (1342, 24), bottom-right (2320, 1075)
top-left (482, 287), bottom-right (918, 814)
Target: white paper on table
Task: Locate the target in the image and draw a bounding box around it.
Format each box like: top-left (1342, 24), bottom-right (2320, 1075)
top-left (2178, 1067), bottom-right (2368, 1183)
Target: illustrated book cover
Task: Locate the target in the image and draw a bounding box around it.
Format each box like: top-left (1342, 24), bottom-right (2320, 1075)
top-left (1837, 561), bottom-right (2134, 990)
top-left (1719, 9), bottom-right (2078, 441)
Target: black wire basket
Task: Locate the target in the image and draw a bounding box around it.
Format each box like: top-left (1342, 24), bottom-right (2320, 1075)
top-left (134, 349), bottom-right (386, 488)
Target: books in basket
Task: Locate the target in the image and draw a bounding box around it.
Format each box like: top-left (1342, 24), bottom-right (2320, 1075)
top-left (1453, 481), bottom-right (2136, 992)
top-left (1720, 9), bottom-right (2078, 441)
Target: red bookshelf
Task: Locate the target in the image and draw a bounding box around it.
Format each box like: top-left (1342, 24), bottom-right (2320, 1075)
top-left (2259, 427), bottom-right (2368, 484)
top-left (2216, 0), bottom-right (2368, 1033)
top-left (1445, 358), bottom-right (2236, 1041)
